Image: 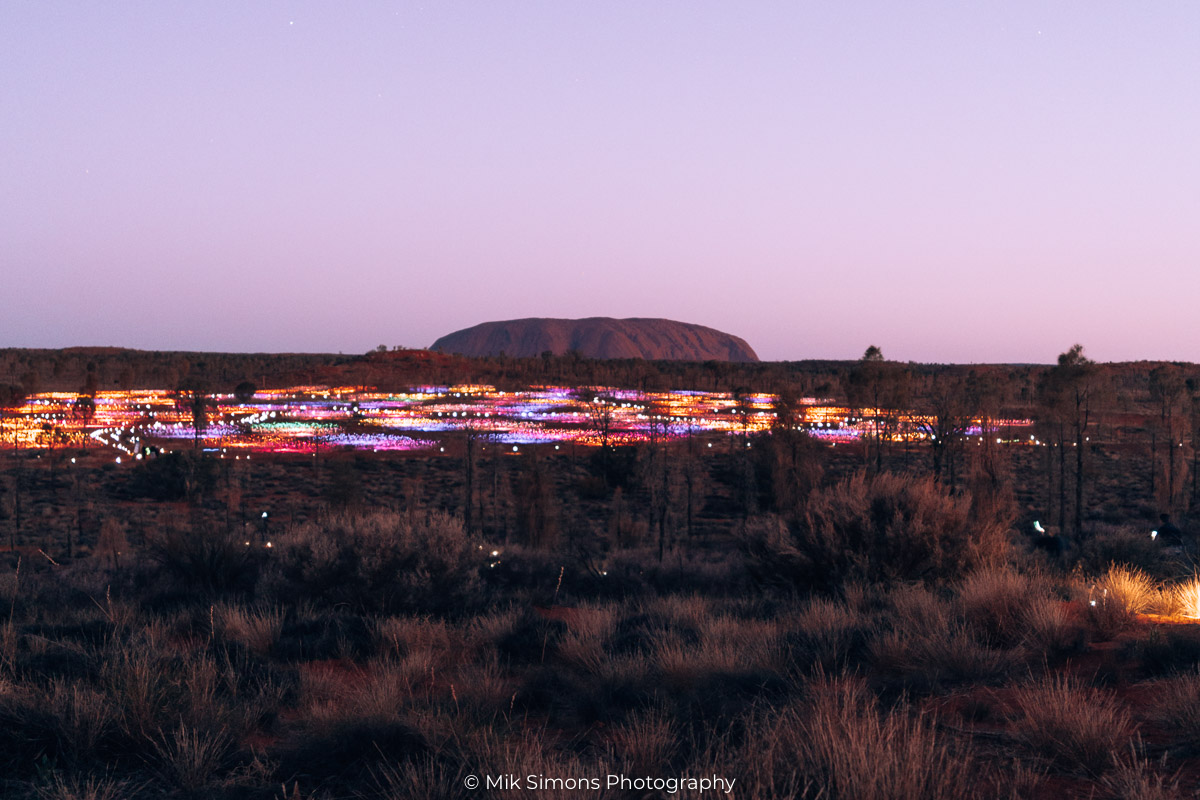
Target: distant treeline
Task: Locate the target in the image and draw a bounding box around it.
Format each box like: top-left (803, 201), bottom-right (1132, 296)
top-left (3, 344), bottom-right (1198, 412)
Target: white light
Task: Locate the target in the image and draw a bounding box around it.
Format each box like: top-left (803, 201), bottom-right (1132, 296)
top-left (1089, 600), bottom-right (1097, 607)
top-left (1152, 530), bottom-right (1158, 540)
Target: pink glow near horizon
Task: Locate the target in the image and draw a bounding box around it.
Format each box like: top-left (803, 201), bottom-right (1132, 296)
top-left (3, 3), bottom-right (1199, 363)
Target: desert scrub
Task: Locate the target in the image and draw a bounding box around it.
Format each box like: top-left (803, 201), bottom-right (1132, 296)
top-left (742, 472), bottom-right (1009, 594)
top-left (1073, 524), bottom-right (1171, 579)
top-left (745, 678), bottom-right (982, 799)
top-left (1010, 673), bottom-right (1134, 775)
top-left (261, 510), bottom-right (482, 615)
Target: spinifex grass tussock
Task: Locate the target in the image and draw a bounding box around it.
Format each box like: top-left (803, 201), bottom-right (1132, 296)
top-left (556, 604), bottom-right (618, 672)
top-left (1095, 750), bottom-right (1185, 800)
top-left (44, 679), bottom-right (122, 767)
top-left (262, 509), bottom-right (482, 615)
top-left (32, 771), bottom-right (140, 800)
top-left (1146, 668), bottom-right (1200, 752)
top-left (1159, 575), bottom-right (1200, 620)
top-left (1010, 673), bottom-right (1135, 775)
top-left (148, 720), bottom-right (233, 793)
top-left (752, 678), bottom-right (982, 800)
top-left (607, 708), bottom-right (677, 775)
top-left (654, 613), bottom-right (782, 681)
top-left (1086, 565), bottom-right (1159, 637)
top-left (1019, 594), bottom-right (1086, 659)
top-left (215, 603), bottom-right (284, 657)
top-left (959, 566), bottom-right (1042, 647)
top-left (871, 584), bottom-right (1015, 691)
top-left (783, 595), bottom-right (870, 675)
top-left (374, 614), bottom-right (453, 659)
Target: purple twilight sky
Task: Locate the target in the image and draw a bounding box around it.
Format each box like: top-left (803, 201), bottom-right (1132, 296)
top-left (3, 2), bottom-right (1199, 363)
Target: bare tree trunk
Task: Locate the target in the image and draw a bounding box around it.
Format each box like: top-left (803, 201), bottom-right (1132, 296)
top-left (1074, 424), bottom-right (1085, 539)
top-left (1058, 424), bottom-right (1067, 535)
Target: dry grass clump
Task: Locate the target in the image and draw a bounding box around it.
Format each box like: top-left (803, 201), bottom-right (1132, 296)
top-left (555, 603), bottom-right (618, 672)
top-left (871, 585), bottom-right (1014, 690)
top-left (784, 595), bottom-right (870, 675)
top-left (1095, 751), bottom-right (1184, 800)
top-left (464, 607), bottom-right (523, 656)
top-left (148, 720), bottom-right (233, 793)
top-left (215, 603), bottom-right (284, 656)
top-left (1010, 673), bottom-right (1135, 775)
top-left (1146, 669), bottom-right (1200, 752)
top-left (374, 614), bottom-right (454, 659)
top-left (655, 612), bottom-right (782, 686)
top-left (44, 679), bottom-right (121, 766)
top-left (750, 678), bottom-right (980, 799)
top-left (459, 726), bottom-right (614, 800)
top-left (33, 771), bottom-right (138, 800)
top-left (1019, 595), bottom-right (1085, 658)
top-left (1085, 565), bottom-right (1159, 637)
top-left (959, 566), bottom-right (1042, 647)
top-left (607, 708), bottom-right (677, 774)
top-left (1158, 576), bottom-right (1200, 620)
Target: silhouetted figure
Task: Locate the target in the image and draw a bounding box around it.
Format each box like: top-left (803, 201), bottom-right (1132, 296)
top-left (1156, 513), bottom-right (1184, 547)
top-left (1033, 532), bottom-right (1066, 559)
top-left (1030, 520), bottom-right (1067, 561)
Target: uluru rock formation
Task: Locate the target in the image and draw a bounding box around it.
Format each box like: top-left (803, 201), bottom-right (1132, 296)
top-left (431, 318), bottom-right (759, 362)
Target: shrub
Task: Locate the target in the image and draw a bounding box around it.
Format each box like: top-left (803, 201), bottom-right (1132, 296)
top-left (743, 472), bottom-right (1008, 594)
top-left (146, 524), bottom-right (262, 597)
top-left (261, 510), bottom-right (482, 615)
top-left (125, 451), bottom-right (217, 501)
top-left (1074, 524), bottom-right (1169, 578)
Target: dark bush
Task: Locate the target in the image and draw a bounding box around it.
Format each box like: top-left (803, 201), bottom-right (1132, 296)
top-left (124, 451), bottom-right (218, 501)
top-left (147, 525), bottom-right (263, 597)
top-left (743, 472), bottom-right (1009, 594)
top-left (261, 510), bottom-right (482, 615)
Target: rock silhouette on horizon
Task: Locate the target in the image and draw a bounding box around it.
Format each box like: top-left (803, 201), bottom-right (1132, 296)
top-left (431, 317), bottom-right (758, 362)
